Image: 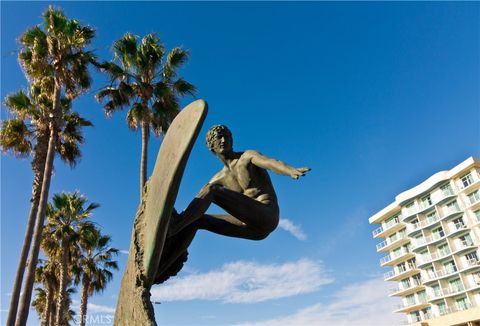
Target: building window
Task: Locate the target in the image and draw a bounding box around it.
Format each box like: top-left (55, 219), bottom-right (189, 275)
top-left (438, 302), bottom-right (447, 315)
top-left (459, 234), bottom-right (473, 247)
top-left (452, 217), bottom-right (465, 230)
top-left (425, 267), bottom-right (435, 279)
top-left (449, 278), bottom-right (463, 293)
top-left (417, 290), bottom-right (427, 303)
top-left (431, 284), bottom-right (441, 297)
top-left (406, 294), bottom-right (416, 305)
top-left (384, 214), bottom-right (400, 228)
top-left (412, 273), bottom-right (421, 285)
top-left (426, 211), bottom-right (438, 224)
top-left (443, 260), bottom-right (456, 274)
top-left (465, 252), bottom-right (479, 265)
top-left (473, 272), bottom-right (480, 285)
top-left (441, 183), bottom-right (454, 196)
top-left (446, 200), bottom-right (460, 213)
top-left (437, 243), bottom-right (450, 256)
top-left (420, 250), bottom-right (429, 262)
top-left (432, 227), bottom-right (445, 239)
top-left (461, 173), bottom-right (473, 188)
top-left (468, 190), bottom-right (480, 205)
top-left (405, 202), bottom-right (416, 215)
top-left (422, 307), bottom-right (432, 320)
top-left (456, 297), bottom-right (469, 310)
top-left (421, 195), bottom-right (433, 208)
top-left (409, 311), bottom-right (421, 322)
top-left (474, 209), bottom-right (480, 222)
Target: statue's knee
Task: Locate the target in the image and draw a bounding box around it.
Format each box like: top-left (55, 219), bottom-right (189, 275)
top-left (250, 230), bottom-right (270, 241)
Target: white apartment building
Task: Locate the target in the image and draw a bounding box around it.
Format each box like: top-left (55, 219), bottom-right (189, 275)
top-left (369, 157), bottom-right (480, 326)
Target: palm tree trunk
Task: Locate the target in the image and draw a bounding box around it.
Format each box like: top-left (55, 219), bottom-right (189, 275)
top-left (16, 83), bottom-right (60, 326)
top-left (79, 277), bottom-right (90, 326)
top-left (55, 238), bottom-right (69, 326)
top-left (140, 120), bottom-right (149, 199)
top-left (42, 286), bottom-right (52, 326)
top-left (49, 298), bottom-right (55, 326)
top-left (6, 135), bottom-right (48, 326)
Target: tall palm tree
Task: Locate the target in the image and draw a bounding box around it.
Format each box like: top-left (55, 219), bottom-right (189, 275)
top-left (14, 7), bottom-right (95, 326)
top-left (96, 33), bottom-right (196, 199)
top-left (42, 192), bottom-right (98, 326)
top-left (3, 86), bottom-right (92, 326)
top-left (33, 260), bottom-right (58, 326)
top-left (75, 231), bottom-right (118, 326)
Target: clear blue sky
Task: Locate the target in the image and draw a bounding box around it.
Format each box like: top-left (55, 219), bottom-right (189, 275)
top-left (1, 2), bottom-right (479, 325)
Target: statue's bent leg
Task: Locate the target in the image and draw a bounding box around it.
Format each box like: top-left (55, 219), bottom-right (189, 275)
top-left (211, 187), bottom-right (279, 234)
top-left (154, 224), bottom-right (197, 284)
top-left (169, 185), bottom-right (279, 239)
top-left (195, 214), bottom-right (270, 240)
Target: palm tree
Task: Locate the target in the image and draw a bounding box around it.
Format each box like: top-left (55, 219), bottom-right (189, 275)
top-left (75, 231), bottom-right (118, 326)
top-left (96, 33), bottom-right (196, 199)
top-left (33, 260), bottom-right (58, 326)
top-left (42, 192), bottom-right (98, 326)
top-left (14, 7), bottom-right (95, 326)
top-left (3, 86), bottom-right (92, 326)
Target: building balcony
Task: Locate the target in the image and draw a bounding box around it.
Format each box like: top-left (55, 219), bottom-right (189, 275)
top-left (447, 222), bottom-right (469, 237)
top-left (461, 258), bottom-right (480, 271)
top-left (458, 176), bottom-right (480, 193)
top-left (423, 266), bottom-right (458, 284)
top-left (384, 262), bottom-right (418, 281)
top-left (394, 298), bottom-right (429, 313)
top-left (435, 189), bottom-right (456, 206)
top-left (441, 285), bottom-right (466, 298)
top-left (440, 302), bottom-right (474, 316)
top-left (417, 250), bottom-right (452, 267)
top-left (452, 240), bottom-right (476, 254)
top-left (441, 206), bottom-right (462, 220)
top-left (372, 216), bottom-right (404, 238)
top-left (376, 234), bottom-right (409, 252)
top-left (407, 214), bottom-right (441, 236)
top-left (390, 279), bottom-right (424, 297)
top-left (380, 248), bottom-right (414, 267)
top-left (412, 233), bottom-right (446, 251)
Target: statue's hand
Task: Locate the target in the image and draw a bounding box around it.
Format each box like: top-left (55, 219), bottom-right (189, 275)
top-left (290, 167), bottom-right (311, 180)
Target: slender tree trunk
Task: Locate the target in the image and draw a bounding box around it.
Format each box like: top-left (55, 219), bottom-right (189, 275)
top-left (42, 285), bottom-right (52, 326)
top-left (140, 120), bottom-right (149, 199)
top-left (55, 238), bottom-right (69, 326)
top-left (16, 83), bottom-right (60, 326)
top-left (6, 135), bottom-right (48, 326)
top-left (79, 277), bottom-right (89, 326)
top-left (48, 298), bottom-right (55, 326)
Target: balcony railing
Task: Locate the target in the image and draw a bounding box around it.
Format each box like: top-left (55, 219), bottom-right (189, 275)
top-left (441, 285), bottom-right (465, 296)
top-left (396, 297), bottom-right (428, 310)
top-left (422, 265), bottom-right (457, 282)
top-left (391, 278), bottom-right (422, 294)
top-left (380, 247), bottom-right (411, 265)
top-left (465, 258), bottom-right (480, 268)
top-left (413, 232), bottom-right (446, 249)
top-left (449, 222), bottom-right (467, 234)
top-left (376, 233), bottom-right (407, 251)
top-left (384, 262), bottom-right (417, 280)
top-left (372, 216), bottom-right (403, 237)
top-left (456, 240), bottom-right (475, 251)
top-left (418, 249), bottom-right (451, 265)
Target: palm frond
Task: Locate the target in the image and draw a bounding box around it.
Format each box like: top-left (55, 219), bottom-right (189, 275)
top-left (163, 47), bottom-right (189, 79)
top-left (0, 119), bottom-right (33, 157)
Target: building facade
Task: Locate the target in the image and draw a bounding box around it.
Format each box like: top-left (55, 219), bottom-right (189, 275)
top-left (369, 157), bottom-right (480, 325)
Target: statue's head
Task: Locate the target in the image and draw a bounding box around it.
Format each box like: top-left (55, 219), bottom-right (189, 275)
top-left (206, 125), bottom-right (233, 154)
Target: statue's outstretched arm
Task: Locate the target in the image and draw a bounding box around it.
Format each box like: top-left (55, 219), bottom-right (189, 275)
top-left (247, 150), bottom-right (310, 179)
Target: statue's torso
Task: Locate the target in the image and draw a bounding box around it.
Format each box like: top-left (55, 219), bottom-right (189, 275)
top-left (210, 151), bottom-right (277, 205)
